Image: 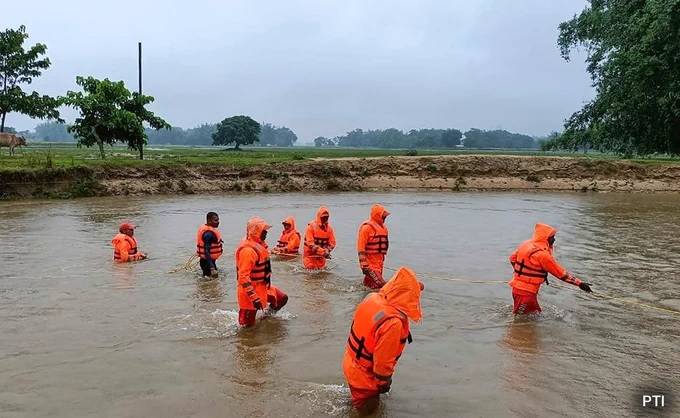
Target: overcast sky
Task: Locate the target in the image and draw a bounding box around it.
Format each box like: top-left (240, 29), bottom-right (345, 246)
top-left (4, 0), bottom-right (593, 142)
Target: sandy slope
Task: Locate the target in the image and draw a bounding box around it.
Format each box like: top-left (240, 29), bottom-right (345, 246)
top-left (2, 155), bottom-right (680, 199)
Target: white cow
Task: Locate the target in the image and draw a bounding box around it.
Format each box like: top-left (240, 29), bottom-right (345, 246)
top-left (0, 132), bottom-right (27, 156)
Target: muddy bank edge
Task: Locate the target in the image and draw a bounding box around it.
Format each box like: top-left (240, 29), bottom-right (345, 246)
top-left (2, 155), bottom-right (680, 200)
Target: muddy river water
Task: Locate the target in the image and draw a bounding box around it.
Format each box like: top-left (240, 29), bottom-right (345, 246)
top-left (0, 191), bottom-right (678, 418)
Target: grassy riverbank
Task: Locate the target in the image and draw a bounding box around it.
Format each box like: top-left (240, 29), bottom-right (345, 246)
top-left (0, 142), bottom-right (582, 171)
top-left (1, 143), bottom-right (679, 199)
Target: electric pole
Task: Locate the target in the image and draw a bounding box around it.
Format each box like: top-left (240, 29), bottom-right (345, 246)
top-left (138, 41), bottom-right (144, 160)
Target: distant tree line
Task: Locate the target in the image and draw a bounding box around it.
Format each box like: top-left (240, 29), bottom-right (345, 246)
top-left (314, 127), bottom-right (538, 149)
top-left (20, 120), bottom-right (300, 147)
top-left (20, 120), bottom-right (541, 149)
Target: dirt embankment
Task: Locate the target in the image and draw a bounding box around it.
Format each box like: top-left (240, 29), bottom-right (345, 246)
top-left (2, 155), bottom-right (680, 199)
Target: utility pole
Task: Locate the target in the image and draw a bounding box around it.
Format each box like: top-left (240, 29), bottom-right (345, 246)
top-left (138, 41), bottom-right (144, 160)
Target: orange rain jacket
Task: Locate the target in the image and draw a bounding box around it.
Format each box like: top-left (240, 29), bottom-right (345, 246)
top-left (357, 204), bottom-right (390, 274)
top-left (273, 216), bottom-right (301, 255)
top-left (111, 234), bottom-right (142, 262)
top-left (509, 223), bottom-right (582, 294)
top-left (303, 206), bottom-right (336, 269)
top-left (235, 217), bottom-right (274, 310)
top-left (343, 266), bottom-right (424, 392)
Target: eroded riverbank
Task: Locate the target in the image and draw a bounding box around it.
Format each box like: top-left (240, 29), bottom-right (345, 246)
top-left (2, 154), bottom-right (680, 199)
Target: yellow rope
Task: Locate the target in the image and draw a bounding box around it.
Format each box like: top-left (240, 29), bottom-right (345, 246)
top-left (550, 282), bottom-right (680, 317)
top-left (168, 252), bottom-right (680, 317)
top-left (168, 253), bottom-right (199, 273)
top-left (333, 256), bottom-right (680, 317)
top-left (330, 255), bottom-right (507, 284)
top-left (168, 250), bottom-right (306, 273)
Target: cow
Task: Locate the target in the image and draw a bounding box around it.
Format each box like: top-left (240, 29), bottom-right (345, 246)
top-left (0, 132), bottom-right (27, 156)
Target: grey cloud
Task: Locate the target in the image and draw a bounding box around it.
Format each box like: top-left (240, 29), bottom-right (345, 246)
top-left (4, 0), bottom-right (593, 141)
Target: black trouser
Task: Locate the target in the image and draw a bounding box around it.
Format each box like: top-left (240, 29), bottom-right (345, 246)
top-left (199, 258), bottom-right (215, 277)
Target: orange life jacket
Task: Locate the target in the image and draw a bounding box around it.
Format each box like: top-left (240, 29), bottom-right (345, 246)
top-left (113, 234), bottom-right (138, 261)
top-left (196, 225), bottom-right (224, 260)
top-left (361, 220), bottom-right (389, 254)
top-left (235, 240), bottom-right (272, 287)
top-left (306, 222), bottom-right (332, 250)
top-left (276, 230), bottom-right (301, 253)
top-left (346, 293), bottom-right (412, 372)
top-left (511, 241), bottom-right (549, 293)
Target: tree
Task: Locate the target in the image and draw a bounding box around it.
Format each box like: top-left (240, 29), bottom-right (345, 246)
top-left (121, 90), bottom-right (170, 159)
top-left (0, 25), bottom-right (62, 132)
top-left (314, 136), bottom-right (336, 147)
top-left (463, 128), bottom-right (537, 149)
top-left (186, 123), bottom-right (216, 145)
top-left (331, 127), bottom-right (516, 149)
top-left (259, 122), bottom-right (276, 146)
top-left (441, 129), bottom-right (463, 147)
top-left (272, 126), bottom-right (297, 146)
top-left (144, 123), bottom-right (216, 145)
top-left (212, 115), bottom-right (260, 149)
top-left (63, 76), bottom-right (169, 159)
top-left (258, 122), bottom-right (298, 147)
top-left (547, 1), bottom-right (680, 156)
top-left (34, 121), bottom-right (74, 142)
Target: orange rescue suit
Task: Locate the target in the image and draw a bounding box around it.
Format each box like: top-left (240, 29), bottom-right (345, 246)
top-left (235, 238), bottom-right (273, 310)
top-left (345, 294), bottom-right (411, 389)
top-left (274, 216), bottom-right (301, 254)
top-left (357, 204), bottom-right (389, 274)
top-left (112, 233), bottom-right (141, 262)
top-left (509, 223), bottom-right (582, 294)
top-left (196, 225), bottom-right (224, 260)
top-left (343, 267), bottom-right (423, 393)
top-left (303, 206), bottom-right (336, 269)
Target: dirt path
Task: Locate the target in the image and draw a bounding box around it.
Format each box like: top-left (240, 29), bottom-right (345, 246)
top-left (2, 155), bottom-right (680, 199)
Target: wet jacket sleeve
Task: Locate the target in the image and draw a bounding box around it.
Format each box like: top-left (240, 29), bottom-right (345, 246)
top-left (536, 251), bottom-right (582, 286)
top-left (237, 247), bottom-right (261, 303)
top-left (202, 230), bottom-right (216, 268)
top-left (372, 318), bottom-right (404, 382)
top-left (328, 226), bottom-right (336, 252)
top-left (357, 224), bottom-right (370, 270)
top-left (305, 224), bottom-right (324, 255)
top-left (287, 232), bottom-right (300, 253)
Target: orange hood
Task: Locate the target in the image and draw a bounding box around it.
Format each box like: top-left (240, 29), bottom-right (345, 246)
top-left (370, 204), bottom-right (389, 224)
top-left (246, 216), bottom-right (272, 243)
top-left (532, 223), bottom-right (557, 250)
top-left (379, 266), bottom-right (424, 322)
top-left (282, 216), bottom-right (297, 231)
top-left (316, 206), bottom-right (330, 224)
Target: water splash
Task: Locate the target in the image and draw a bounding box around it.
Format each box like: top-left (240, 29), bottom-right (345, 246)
top-left (298, 382), bottom-right (352, 416)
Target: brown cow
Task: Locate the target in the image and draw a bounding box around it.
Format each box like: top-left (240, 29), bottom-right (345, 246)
top-left (0, 132), bottom-right (27, 156)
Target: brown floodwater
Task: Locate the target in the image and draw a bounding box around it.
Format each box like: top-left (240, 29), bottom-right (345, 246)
top-left (0, 191), bottom-right (678, 418)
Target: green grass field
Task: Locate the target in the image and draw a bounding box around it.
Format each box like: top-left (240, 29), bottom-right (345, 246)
top-left (0, 142), bottom-right (677, 172)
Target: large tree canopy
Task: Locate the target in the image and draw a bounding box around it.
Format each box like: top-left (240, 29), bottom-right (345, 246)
top-left (63, 76), bottom-right (169, 159)
top-left (0, 25), bottom-right (62, 132)
top-left (212, 115), bottom-right (261, 149)
top-left (544, 0), bottom-right (680, 156)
